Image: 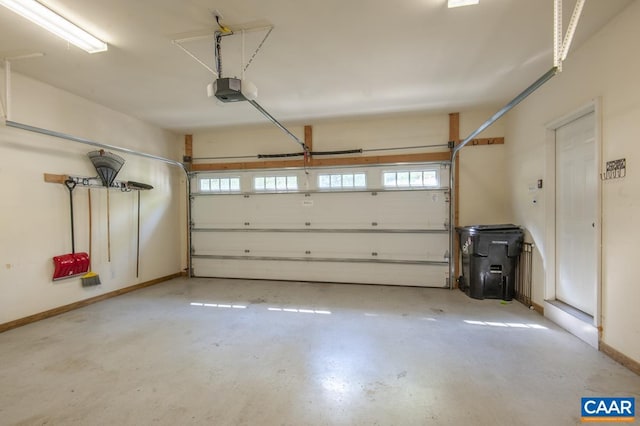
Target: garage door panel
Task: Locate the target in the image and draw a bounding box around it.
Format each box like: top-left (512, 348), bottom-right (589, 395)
top-left (193, 191), bottom-right (448, 230)
top-left (192, 258), bottom-right (448, 287)
top-left (191, 196), bottom-right (247, 227)
top-left (305, 193), bottom-right (378, 227)
top-left (192, 231), bottom-right (449, 261)
top-left (304, 191), bottom-right (447, 229)
top-left (243, 195), bottom-right (309, 227)
top-left (193, 195), bottom-right (309, 228)
top-left (369, 191), bottom-right (448, 228)
top-left (191, 164), bottom-right (450, 287)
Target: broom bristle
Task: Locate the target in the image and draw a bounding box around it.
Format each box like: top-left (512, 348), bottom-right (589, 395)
top-left (81, 272), bottom-right (101, 287)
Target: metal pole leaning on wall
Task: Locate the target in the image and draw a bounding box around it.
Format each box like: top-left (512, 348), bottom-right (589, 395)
top-left (6, 121), bottom-right (185, 168)
top-left (448, 67), bottom-right (558, 288)
top-left (4, 120), bottom-right (193, 278)
top-left (2, 60), bottom-right (9, 121)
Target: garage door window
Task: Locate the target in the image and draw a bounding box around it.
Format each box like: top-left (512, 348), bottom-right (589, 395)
top-left (200, 177), bottom-right (241, 193)
top-left (383, 170), bottom-right (438, 188)
top-left (318, 173), bottom-right (366, 189)
top-left (254, 176), bottom-right (298, 192)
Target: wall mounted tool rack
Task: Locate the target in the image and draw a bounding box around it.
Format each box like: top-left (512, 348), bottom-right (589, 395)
top-left (43, 173), bottom-right (148, 191)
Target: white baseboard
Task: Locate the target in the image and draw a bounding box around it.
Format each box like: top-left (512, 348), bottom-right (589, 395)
top-left (544, 300), bottom-right (598, 349)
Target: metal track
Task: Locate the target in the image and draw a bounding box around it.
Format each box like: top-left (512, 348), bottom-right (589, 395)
top-left (191, 227), bottom-right (448, 234)
top-left (6, 120), bottom-right (193, 278)
top-left (191, 187), bottom-right (449, 197)
top-left (448, 67), bottom-right (558, 288)
top-left (6, 121), bottom-right (186, 169)
top-left (248, 100), bottom-right (307, 151)
top-left (192, 254), bottom-right (448, 266)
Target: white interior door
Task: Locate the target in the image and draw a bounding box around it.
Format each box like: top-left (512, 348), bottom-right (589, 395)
top-left (555, 111), bottom-right (597, 316)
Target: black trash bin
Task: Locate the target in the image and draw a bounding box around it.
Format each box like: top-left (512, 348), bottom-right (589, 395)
top-left (456, 224), bottom-right (524, 301)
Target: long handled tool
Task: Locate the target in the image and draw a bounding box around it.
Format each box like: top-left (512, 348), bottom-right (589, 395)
top-left (106, 188), bottom-right (111, 262)
top-left (127, 181), bottom-right (153, 278)
top-left (81, 188), bottom-right (101, 287)
top-left (88, 150), bottom-right (125, 263)
top-left (136, 190), bottom-right (140, 278)
top-left (52, 179), bottom-right (89, 280)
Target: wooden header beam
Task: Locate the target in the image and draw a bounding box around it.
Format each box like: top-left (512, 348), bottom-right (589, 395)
top-left (449, 113), bottom-right (460, 286)
top-left (304, 125), bottom-right (313, 154)
top-left (184, 134), bottom-right (193, 172)
top-left (192, 151), bottom-right (451, 172)
top-left (449, 113), bottom-right (460, 145)
top-left (188, 118), bottom-right (502, 173)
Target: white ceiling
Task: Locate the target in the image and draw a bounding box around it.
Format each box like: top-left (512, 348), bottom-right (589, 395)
top-left (0, 0), bottom-right (633, 133)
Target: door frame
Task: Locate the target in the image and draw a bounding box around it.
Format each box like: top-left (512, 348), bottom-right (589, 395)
top-left (543, 99), bottom-right (602, 339)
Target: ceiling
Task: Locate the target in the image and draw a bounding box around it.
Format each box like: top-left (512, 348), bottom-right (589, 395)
top-left (0, 0), bottom-right (633, 133)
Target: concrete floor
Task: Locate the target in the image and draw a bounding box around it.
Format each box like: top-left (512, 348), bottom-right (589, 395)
top-left (0, 278), bottom-right (638, 426)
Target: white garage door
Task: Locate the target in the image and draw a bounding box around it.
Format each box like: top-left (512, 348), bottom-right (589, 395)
top-left (190, 163), bottom-right (450, 287)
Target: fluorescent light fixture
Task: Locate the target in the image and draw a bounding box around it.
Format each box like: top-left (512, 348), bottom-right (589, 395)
top-left (0, 0), bottom-right (107, 53)
top-left (448, 0), bottom-right (479, 8)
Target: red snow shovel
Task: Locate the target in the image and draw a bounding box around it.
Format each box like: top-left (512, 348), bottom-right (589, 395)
top-left (52, 179), bottom-right (89, 280)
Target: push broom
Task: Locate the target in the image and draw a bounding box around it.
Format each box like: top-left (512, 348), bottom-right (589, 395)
top-left (81, 187), bottom-right (101, 287)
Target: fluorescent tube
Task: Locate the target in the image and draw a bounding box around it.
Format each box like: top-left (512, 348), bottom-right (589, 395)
top-left (0, 0), bottom-right (107, 53)
top-left (448, 0), bottom-right (480, 8)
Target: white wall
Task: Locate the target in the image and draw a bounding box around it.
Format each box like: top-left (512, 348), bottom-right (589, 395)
top-left (0, 72), bottom-right (185, 324)
top-left (193, 110), bottom-right (508, 228)
top-left (504, 1), bottom-right (640, 363)
top-left (193, 112), bottom-right (449, 158)
top-left (458, 110), bottom-right (508, 226)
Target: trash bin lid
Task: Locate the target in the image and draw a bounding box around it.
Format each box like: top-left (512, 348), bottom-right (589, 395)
top-left (456, 224), bottom-right (520, 232)
top-left (456, 224), bottom-right (524, 257)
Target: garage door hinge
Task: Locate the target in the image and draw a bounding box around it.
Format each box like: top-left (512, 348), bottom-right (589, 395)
top-left (444, 250), bottom-right (450, 260)
top-left (444, 220), bottom-right (449, 230)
